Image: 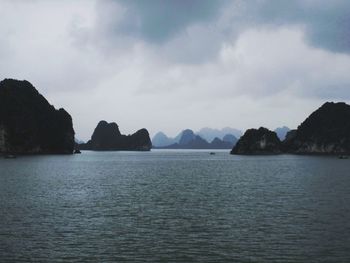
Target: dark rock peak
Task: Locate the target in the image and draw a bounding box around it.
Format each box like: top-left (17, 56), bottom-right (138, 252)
top-left (284, 101), bottom-right (350, 154)
top-left (231, 127), bottom-right (282, 155)
top-left (80, 121), bottom-right (151, 151)
top-left (91, 121), bottom-right (121, 140)
top-left (0, 79), bottom-right (75, 154)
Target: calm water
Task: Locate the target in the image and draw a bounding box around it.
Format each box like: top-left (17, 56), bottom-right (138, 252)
top-left (0, 150), bottom-right (350, 262)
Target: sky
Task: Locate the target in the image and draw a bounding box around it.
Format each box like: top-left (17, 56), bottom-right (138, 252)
top-left (1, 0), bottom-right (350, 140)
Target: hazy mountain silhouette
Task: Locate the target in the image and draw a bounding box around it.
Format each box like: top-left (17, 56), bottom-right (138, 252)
top-left (274, 126), bottom-right (290, 141)
top-left (152, 128), bottom-right (239, 148)
top-left (223, 134), bottom-right (238, 145)
top-left (197, 127), bottom-right (242, 142)
top-left (156, 129), bottom-right (236, 149)
top-left (152, 132), bottom-right (176, 147)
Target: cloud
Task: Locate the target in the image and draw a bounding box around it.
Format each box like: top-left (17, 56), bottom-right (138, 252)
top-left (244, 0), bottom-right (350, 54)
top-left (1, 0), bottom-right (350, 140)
top-left (87, 0), bottom-right (350, 62)
top-left (95, 0), bottom-right (229, 43)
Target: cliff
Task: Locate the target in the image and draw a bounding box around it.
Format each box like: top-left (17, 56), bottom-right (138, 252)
top-left (231, 127), bottom-right (282, 155)
top-left (0, 79), bottom-right (75, 154)
top-left (79, 121), bottom-right (152, 151)
top-left (284, 102), bottom-right (350, 154)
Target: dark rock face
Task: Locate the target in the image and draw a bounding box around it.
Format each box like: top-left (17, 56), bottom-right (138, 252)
top-left (80, 121), bottom-right (151, 151)
top-left (0, 79), bottom-right (75, 154)
top-left (284, 102), bottom-right (350, 154)
top-left (231, 127), bottom-right (282, 155)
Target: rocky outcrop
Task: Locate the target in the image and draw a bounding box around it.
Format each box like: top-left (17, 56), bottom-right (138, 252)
top-left (0, 79), bottom-right (75, 154)
top-left (79, 121), bottom-right (151, 151)
top-left (231, 127), bottom-right (282, 155)
top-left (284, 102), bottom-right (350, 154)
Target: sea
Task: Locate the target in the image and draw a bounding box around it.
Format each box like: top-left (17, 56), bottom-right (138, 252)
top-left (0, 150), bottom-right (349, 262)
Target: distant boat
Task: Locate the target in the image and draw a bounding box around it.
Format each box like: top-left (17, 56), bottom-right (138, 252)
top-left (74, 149), bottom-right (82, 154)
top-left (210, 152), bottom-right (216, 155)
top-left (4, 154), bottom-right (16, 159)
top-left (338, 155), bottom-right (349, 159)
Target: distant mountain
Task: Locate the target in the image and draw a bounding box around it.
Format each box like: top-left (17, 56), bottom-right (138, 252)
top-left (0, 79), bottom-right (75, 154)
top-left (210, 137), bottom-right (234, 149)
top-left (152, 132), bottom-right (176, 147)
top-left (179, 129), bottom-right (196, 145)
top-left (197, 127), bottom-right (242, 142)
top-left (274, 126), bottom-right (290, 141)
top-left (223, 134), bottom-right (238, 144)
top-left (79, 121), bottom-right (151, 151)
top-left (74, 138), bottom-right (85, 144)
top-left (158, 129), bottom-right (235, 149)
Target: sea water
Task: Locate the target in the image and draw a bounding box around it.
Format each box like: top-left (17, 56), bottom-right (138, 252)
top-left (0, 150), bottom-right (349, 262)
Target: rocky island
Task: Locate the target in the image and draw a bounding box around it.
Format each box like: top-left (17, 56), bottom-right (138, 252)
top-left (231, 127), bottom-right (282, 155)
top-left (0, 79), bottom-right (75, 154)
top-left (284, 102), bottom-right (350, 154)
top-left (232, 102), bottom-right (350, 155)
top-left (79, 121), bottom-right (152, 151)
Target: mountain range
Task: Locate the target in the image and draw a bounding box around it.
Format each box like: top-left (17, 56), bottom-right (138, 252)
top-left (152, 129), bottom-right (238, 149)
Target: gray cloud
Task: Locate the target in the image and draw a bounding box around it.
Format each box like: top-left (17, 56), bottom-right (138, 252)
top-left (246, 0), bottom-right (350, 54)
top-left (92, 0), bottom-right (350, 56)
top-left (1, 0), bottom-right (350, 140)
top-left (97, 0), bottom-right (229, 43)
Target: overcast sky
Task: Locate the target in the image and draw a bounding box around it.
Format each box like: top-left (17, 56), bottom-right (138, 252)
top-left (1, 0), bottom-right (350, 140)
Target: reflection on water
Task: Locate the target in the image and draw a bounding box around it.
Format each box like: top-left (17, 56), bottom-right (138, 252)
top-left (0, 150), bottom-right (350, 262)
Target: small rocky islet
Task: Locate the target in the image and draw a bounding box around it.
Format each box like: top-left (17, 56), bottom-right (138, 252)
top-left (1, 78), bottom-right (350, 155)
top-left (78, 121), bottom-right (152, 151)
top-left (230, 127), bottom-right (282, 155)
